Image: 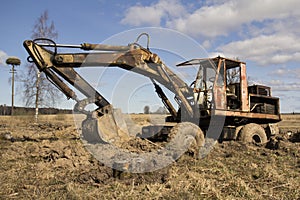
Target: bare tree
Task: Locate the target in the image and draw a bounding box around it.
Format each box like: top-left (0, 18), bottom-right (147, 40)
top-left (22, 10), bottom-right (61, 120)
top-left (226, 68), bottom-right (240, 84)
top-left (143, 105), bottom-right (150, 114)
top-left (153, 106), bottom-right (168, 114)
top-left (226, 57), bottom-right (241, 85)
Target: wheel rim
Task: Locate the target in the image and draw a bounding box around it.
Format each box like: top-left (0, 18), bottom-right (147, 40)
top-left (252, 134), bottom-right (262, 143)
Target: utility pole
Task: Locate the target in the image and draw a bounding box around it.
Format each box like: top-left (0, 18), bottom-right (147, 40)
top-left (6, 57), bottom-right (21, 116)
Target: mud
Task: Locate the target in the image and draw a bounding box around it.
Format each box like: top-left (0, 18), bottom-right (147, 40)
top-left (0, 115), bottom-right (299, 199)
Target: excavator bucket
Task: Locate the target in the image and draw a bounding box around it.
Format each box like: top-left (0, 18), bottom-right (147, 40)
top-left (81, 108), bottom-right (130, 145)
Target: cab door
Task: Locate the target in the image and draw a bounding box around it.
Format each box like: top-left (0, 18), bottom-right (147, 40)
top-left (213, 59), bottom-right (226, 110)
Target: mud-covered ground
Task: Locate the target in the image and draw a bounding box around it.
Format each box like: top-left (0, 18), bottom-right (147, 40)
top-left (0, 115), bottom-right (299, 199)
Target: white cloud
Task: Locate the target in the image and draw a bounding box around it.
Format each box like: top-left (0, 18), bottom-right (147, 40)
top-left (0, 50), bottom-right (8, 66)
top-left (215, 34), bottom-right (300, 65)
top-left (121, 5), bottom-right (162, 26)
top-left (183, 0), bottom-right (300, 37)
top-left (246, 16), bottom-right (300, 38)
top-left (269, 82), bottom-right (300, 91)
top-left (271, 68), bottom-right (289, 76)
top-left (121, 0), bottom-right (186, 26)
top-left (271, 68), bottom-right (300, 78)
top-left (202, 40), bottom-right (211, 49)
top-left (269, 79), bottom-right (283, 86)
top-left (264, 78), bottom-right (300, 92)
top-left (121, 0), bottom-right (300, 65)
top-left (122, 0), bottom-right (300, 37)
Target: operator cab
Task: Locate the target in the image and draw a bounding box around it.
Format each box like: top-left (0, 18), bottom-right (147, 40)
top-left (177, 56), bottom-right (245, 112)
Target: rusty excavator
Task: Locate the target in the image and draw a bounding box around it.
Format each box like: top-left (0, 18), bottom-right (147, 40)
top-left (23, 33), bottom-right (281, 155)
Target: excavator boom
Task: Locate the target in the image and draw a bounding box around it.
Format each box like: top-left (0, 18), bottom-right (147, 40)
top-left (23, 38), bottom-right (194, 116)
top-left (23, 36), bottom-right (195, 143)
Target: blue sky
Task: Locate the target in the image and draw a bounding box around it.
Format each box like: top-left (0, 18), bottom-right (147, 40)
top-left (0, 0), bottom-right (300, 113)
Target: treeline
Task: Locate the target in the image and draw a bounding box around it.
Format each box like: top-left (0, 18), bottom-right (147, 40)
top-left (143, 106), bottom-right (169, 114)
top-left (0, 105), bottom-right (72, 115)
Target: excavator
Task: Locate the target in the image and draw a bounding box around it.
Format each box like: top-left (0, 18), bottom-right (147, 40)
top-left (23, 33), bottom-right (281, 154)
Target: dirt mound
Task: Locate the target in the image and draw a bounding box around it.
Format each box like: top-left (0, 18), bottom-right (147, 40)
top-left (0, 117), bottom-right (299, 199)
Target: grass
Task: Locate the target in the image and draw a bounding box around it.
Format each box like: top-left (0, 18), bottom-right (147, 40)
top-left (0, 115), bottom-right (299, 199)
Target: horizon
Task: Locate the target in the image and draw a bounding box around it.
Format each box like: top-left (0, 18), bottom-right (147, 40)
top-left (1, 0), bottom-right (300, 113)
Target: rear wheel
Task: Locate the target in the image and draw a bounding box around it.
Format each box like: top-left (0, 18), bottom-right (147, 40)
top-left (238, 123), bottom-right (268, 144)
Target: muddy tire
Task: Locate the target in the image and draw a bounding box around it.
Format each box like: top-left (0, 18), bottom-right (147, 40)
top-left (234, 125), bottom-right (244, 140)
top-left (167, 122), bottom-right (205, 158)
top-left (238, 123), bottom-right (268, 144)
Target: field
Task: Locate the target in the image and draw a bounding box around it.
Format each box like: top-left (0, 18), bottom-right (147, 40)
top-left (0, 114), bottom-right (299, 199)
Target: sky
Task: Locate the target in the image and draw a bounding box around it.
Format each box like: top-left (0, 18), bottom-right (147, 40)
top-left (0, 0), bottom-right (300, 113)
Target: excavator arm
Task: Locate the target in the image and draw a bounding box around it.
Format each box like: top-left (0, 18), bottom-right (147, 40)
top-left (23, 37), bottom-right (194, 117)
top-left (23, 35), bottom-right (195, 143)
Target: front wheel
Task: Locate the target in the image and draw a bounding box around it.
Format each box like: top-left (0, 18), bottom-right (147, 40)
top-left (167, 122), bottom-right (205, 158)
top-left (238, 123), bottom-right (268, 145)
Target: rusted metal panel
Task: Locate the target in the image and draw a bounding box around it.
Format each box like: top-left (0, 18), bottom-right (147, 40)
top-left (240, 63), bottom-right (249, 112)
top-left (215, 110), bottom-right (281, 121)
top-left (213, 58), bottom-right (227, 110)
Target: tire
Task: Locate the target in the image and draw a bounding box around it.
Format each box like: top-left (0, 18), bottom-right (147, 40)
top-left (234, 125), bottom-right (244, 140)
top-left (167, 122), bottom-right (205, 158)
top-left (238, 123), bottom-right (268, 144)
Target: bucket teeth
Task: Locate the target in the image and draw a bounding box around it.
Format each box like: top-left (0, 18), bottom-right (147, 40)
top-left (81, 108), bottom-right (129, 144)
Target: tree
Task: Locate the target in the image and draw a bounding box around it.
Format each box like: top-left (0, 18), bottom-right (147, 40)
top-left (153, 106), bottom-right (168, 114)
top-left (22, 10), bottom-right (61, 120)
top-left (143, 105), bottom-right (150, 114)
top-left (226, 57), bottom-right (241, 85)
top-left (226, 67), bottom-right (240, 84)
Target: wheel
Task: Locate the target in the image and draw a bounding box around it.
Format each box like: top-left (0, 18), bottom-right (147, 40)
top-left (167, 122), bottom-right (205, 158)
top-left (238, 123), bottom-right (268, 144)
top-left (234, 125), bottom-right (244, 140)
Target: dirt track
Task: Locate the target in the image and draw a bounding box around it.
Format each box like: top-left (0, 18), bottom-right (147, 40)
top-left (0, 115), bottom-right (299, 199)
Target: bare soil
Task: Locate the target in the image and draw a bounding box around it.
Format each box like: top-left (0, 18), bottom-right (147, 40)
top-left (0, 114), bottom-right (299, 199)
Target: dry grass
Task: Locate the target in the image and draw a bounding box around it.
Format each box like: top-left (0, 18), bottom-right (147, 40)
top-left (0, 115), bottom-right (299, 199)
